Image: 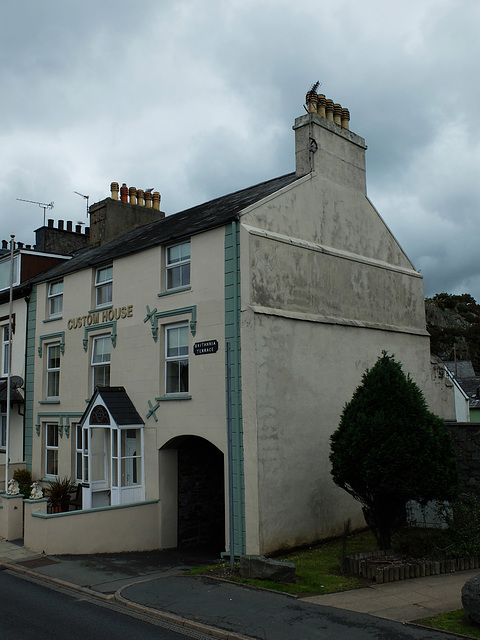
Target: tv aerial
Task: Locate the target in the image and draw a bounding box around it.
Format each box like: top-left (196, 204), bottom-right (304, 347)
top-left (74, 191), bottom-right (89, 217)
top-left (17, 198), bottom-right (54, 226)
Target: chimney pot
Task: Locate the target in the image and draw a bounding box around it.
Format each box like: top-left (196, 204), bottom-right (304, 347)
top-left (136, 189), bottom-right (145, 207)
top-left (152, 191), bottom-right (161, 211)
top-left (2, 240), bottom-right (7, 249)
top-left (317, 94), bottom-right (326, 118)
top-left (341, 108), bottom-right (350, 130)
top-left (66, 221), bottom-right (72, 232)
top-left (333, 103), bottom-right (342, 125)
top-left (129, 186), bottom-right (137, 205)
top-left (17, 242), bottom-right (24, 249)
top-left (305, 90), bottom-right (318, 114)
top-left (58, 220), bottom-right (64, 230)
top-left (48, 219), bottom-right (54, 228)
top-left (325, 99), bottom-right (334, 121)
top-left (144, 190), bottom-right (152, 208)
top-left (120, 183), bottom-right (128, 202)
top-left (75, 225), bottom-right (81, 233)
top-left (111, 182), bottom-right (119, 200)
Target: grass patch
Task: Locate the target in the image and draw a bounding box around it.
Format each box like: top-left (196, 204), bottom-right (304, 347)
top-left (189, 529), bottom-right (378, 595)
top-left (418, 609), bottom-right (480, 639)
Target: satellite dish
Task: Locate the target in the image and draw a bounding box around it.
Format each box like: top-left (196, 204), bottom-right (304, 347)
top-left (10, 376), bottom-right (24, 389)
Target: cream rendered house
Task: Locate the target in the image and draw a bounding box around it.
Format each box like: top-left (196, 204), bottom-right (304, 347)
top-left (0, 240), bottom-right (72, 490)
top-left (24, 93), bottom-right (457, 556)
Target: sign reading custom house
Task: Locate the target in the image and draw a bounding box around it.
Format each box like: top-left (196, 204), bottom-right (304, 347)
top-left (68, 305), bottom-right (133, 329)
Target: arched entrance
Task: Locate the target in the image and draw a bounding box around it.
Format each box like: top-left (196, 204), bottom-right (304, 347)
top-left (160, 436), bottom-right (225, 552)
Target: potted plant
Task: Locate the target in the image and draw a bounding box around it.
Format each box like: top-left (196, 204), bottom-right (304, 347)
top-left (44, 476), bottom-right (76, 513)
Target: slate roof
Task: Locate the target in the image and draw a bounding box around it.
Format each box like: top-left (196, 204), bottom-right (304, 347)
top-left (32, 172), bottom-right (298, 284)
top-left (82, 386), bottom-right (144, 426)
top-left (456, 377), bottom-right (480, 409)
top-left (444, 360), bottom-right (476, 378)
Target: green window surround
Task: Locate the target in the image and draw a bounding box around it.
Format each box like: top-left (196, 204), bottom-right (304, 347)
top-left (82, 321), bottom-right (117, 351)
top-left (35, 412), bottom-right (83, 438)
top-left (144, 305), bottom-right (197, 342)
top-left (37, 332), bottom-right (65, 357)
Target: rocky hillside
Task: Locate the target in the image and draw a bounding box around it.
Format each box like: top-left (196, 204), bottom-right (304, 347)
top-left (426, 293), bottom-right (480, 375)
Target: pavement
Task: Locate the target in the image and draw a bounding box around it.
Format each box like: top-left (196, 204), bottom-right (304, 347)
top-left (0, 536), bottom-right (477, 640)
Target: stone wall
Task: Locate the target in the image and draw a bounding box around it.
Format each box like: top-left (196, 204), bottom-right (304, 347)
top-left (448, 423), bottom-right (480, 494)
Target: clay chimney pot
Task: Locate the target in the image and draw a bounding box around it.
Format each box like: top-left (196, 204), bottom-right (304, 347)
top-left (333, 103), bottom-right (342, 125)
top-left (317, 94), bottom-right (326, 118)
top-left (110, 182), bottom-right (119, 200)
top-left (120, 183), bottom-right (128, 202)
top-left (137, 189), bottom-right (145, 207)
top-left (325, 99), bottom-right (334, 121)
top-left (129, 186), bottom-right (137, 205)
top-left (341, 108), bottom-right (350, 130)
top-left (152, 191), bottom-right (161, 211)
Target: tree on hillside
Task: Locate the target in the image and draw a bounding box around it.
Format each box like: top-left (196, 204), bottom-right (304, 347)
top-left (330, 352), bottom-right (459, 550)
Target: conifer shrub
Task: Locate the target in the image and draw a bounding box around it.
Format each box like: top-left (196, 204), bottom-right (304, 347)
top-left (330, 352), bottom-right (459, 550)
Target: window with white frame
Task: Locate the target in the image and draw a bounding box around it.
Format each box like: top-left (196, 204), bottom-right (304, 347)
top-left (92, 335), bottom-right (111, 390)
top-left (165, 323), bottom-right (189, 394)
top-left (46, 343), bottom-right (61, 398)
top-left (1, 412), bottom-right (6, 450)
top-left (45, 423), bottom-right (59, 476)
top-left (1, 325), bottom-right (9, 377)
top-left (166, 241), bottom-right (190, 290)
top-left (95, 265), bottom-right (113, 308)
top-left (48, 280), bottom-right (63, 318)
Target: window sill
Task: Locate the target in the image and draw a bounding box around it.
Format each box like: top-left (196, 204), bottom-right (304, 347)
top-left (39, 399), bottom-right (60, 405)
top-left (158, 286), bottom-right (191, 298)
top-left (89, 304), bottom-right (113, 313)
top-left (43, 316), bottom-right (63, 323)
top-left (156, 394), bottom-right (192, 402)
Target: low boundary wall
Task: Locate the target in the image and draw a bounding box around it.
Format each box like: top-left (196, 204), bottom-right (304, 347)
top-left (24, 499), bottom-right (161, 555)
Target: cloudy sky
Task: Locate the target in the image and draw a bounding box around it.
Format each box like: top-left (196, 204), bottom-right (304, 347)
top-left (1, 0), bottom-right (479, 299)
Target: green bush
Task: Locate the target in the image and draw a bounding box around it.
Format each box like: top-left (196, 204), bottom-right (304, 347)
top-left (13, 468), bottom-right (32, 499)
top-left (330, 352), bottom-right (459, 550)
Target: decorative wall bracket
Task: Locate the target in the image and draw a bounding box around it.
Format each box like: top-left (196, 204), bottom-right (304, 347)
top-left (146, 399), bottom-right (160, 422)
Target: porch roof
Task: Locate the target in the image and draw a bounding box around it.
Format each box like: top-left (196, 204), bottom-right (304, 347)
top-left (81, 386), bottom-right (144, 427)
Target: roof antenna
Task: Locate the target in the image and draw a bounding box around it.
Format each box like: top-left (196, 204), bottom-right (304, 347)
top-left (16, 198), bottom-right (54, 226)
top-left (74, 191), bottom-right (90, 217)
top-left (303, 81), bottom-right (322, 113)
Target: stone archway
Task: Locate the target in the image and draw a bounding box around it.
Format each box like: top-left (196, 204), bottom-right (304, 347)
top-left (160, 436), bottom-right (225, 552)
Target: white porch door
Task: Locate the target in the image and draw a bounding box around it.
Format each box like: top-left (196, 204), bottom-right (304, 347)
top-left (82, 427), bottom-right (111, 509)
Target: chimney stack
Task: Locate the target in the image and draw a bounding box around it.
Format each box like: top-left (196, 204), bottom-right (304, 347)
top-left (88, 182), bottom-right (165, 247)
top-left (294, 86), bottom-right (367, 189)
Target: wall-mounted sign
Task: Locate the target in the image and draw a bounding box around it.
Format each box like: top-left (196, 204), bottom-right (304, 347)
top-left (194, 340), bottom-right (218, 355)
top-left (68, 305), bottom-right (133, 330)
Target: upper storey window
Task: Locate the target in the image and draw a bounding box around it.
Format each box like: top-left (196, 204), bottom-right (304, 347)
top-left (48, 280), bottom-right (63, 318)
top-left (166, 242), bottom-right (190, 290)
top-left (95, 266), bottom-right (113, 308)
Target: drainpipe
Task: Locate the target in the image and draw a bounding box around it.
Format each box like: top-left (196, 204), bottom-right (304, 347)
top-left (5, 235), bottom-right (15, 490)
top-left (226, 342), bottom-right (235, 570)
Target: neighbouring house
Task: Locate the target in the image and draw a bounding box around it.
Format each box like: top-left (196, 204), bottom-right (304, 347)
top-left (14, 90), bottom-right (461, 556)
top-left (445, 360), bottom-right (480, 423)
top-left (0, 230), bottom-right (84, 489)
